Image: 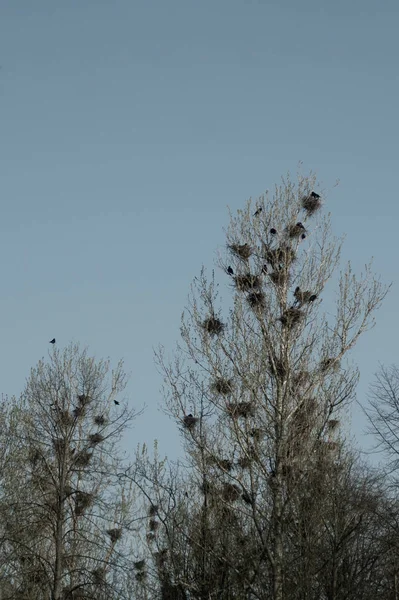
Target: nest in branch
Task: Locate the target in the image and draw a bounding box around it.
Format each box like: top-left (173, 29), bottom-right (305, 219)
top-left (73, 406), bottom-right (86, 419)
top-left (250, 428), bottom-right (264, 441)
top-left (292, 370), bottom-right (310, 388)
top-left (59, 410), bottom-right (74, 427)
top-left (75, 491), bottom-right (94, 516)
top-left (237, 456), bottom-right (252, 469)
top-left (106, 528), bottom-right (122, 543)
top-left (146, 532), bottom-right (156, 543)
top-left (226, 402), bottom-right (254, 418)
top-left (211, 378), bottom-right (233, 395)
top-left (218, 458), bottom-right (233, 471)
top-left (279, 307), bottom-right (303, 328)
top-left (149, 519), bottom-right (160, 532)
top-left (89, 432), bottom-right (104, 445)
top-left (148, 504), bottom-right (159, 517)
top-left (222, 483), bottom-right (241, 502)
top-left (229, 243), bottom-right (252, 260)
top-left (78, 394), bottom-right (91, 406)
top-left (302, 193), bottom-right (322, 215)
top-left (154, 549), bottom-right (168, 569)
top-left (91, 568), bottom-right (105, 586)
top-left (269, 357), bottom-right (287, 379)
top-left (135, 570), bottom-right (147, 582)
top-left (183, 414), bottom-right (198, 429)
top-left (327, 419), bottom-right (340, 430)
top-left (264, 245), bottom-right (296, 269)
top-left (52, 438), bottom-right (66, 455)
top-left (94, 415), bottom-right (106, 426)
top-left (294, 287), bottom-right (313, 305)
top-left (246, 291), bottom-right (266, 309)
top-left (234, 273), bottom-right (261, 292)
top-left (269, 269), bottom-right (289, 287)
top-left (74, 450), bottom-right (93, 467)
top-left (202, 316), bottom-right (225, 336)
top-left (134, 560), bottom-right (146, 570)
top-left (320, 358), bottom-right (340, 373)
top-left (287, 222), bottom-right (306, 238)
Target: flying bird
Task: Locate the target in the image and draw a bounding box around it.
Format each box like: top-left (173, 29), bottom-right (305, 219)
top-left (114, 400), bottom-right (120, 406)
top-left (227, 266), bottom-right (234, 275)
top-left (253, 207), bottom-right (262, 216)
top-left (49, 338), bottom-right (56, 344)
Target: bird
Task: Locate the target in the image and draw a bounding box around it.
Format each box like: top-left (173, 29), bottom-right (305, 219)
top-left (49, 338), bottom-right (56, 344)
top-left (310, 191), bottom-right (320, 199)
top-left (270, 228), bottom-right (277, 234)
top-left (227, 266), bottom-right (234, 275)
top-left (262, 263), bottom-right (268, 274)
top-left (254, 207), bottom-right (262, 216)
top-left (114, 400), bottom-right (120, 406)
top-left (296, 222), bottom-right (305, 230)
top-left (309, 294), bottom-right (318, 302)
top-left (301, 233), bottom-right (306, 240)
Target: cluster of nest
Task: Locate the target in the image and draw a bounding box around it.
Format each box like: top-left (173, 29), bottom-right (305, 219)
top-left (94, 414), bottom-right (106, 426)
top-left (279, 307), bottom-right (304, 328)
top-left (211, 377), bottom-right (233, 395)
top-left (202, 315), bottom-right (225, 336)
top-left (73, 450), bottom-right (93, 468)
top-left (320, 357), bottom-right (340, 373)
top-left (301, 191), bottom-right (322, 215)
top-left (106, 527), bottom-right (123, 543)
top-left (88, 432), bottom-right (104, 446)
top-left (229, 243), bottom-right (252, 260)
top-left (75, 491), bottom-right (94, 516)
top-left (183, 414), bottom-right (198, 430)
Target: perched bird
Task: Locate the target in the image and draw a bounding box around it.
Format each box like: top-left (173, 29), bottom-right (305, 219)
top-left (253, 207), bottom-right (262, 217)
top-left (309, 294), bottom-right (318, 302)
top-left (262, 263), bottom-right (268, 274)
top-left (296, 222), bottom-right (305, 230)
top-left (310, 191), bottom-right (320, 199)
top-left (49, 338), bottom-right (56, 344)
top-left (301, 233), bottom-right (306, 240)
top-left (227, 266), bottom-right (234, 275)
top-left (270, 228), bottom-right (277, 234)
top-left (114, 400), bottom-right (120, 406)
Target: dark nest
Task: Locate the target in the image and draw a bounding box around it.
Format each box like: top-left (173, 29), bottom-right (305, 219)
top-left (218, 458), bottom-right (233, 471)
top-left (78, 394), bottom-right (91, 406)
top-left (183, 414), bottom-right (198, 430)
top-left (149, 519), bottom-right (160, 532)
top-left (264, 245), bottom-right (296, 269)
top-left (59, 410), bottom-right (74, 427)
top-left (250, 428), bottom-right (264, 441)
top-left (229, 243), bottom-right (252, 260)
top-left (302, 192), bottom-right (322, 215)
top-left (148, 504), bottom-right (159, 517)
top-left (154, 549), bottom-right (168, 568)
top-left (135, 570), bottom-right (147, 583)
top-left (134, 560), bottom-right (146, 570)
top-left (246, 291), bottom-right (266, 310)
top-left (241, 491), bottom-right (252, 505)
top-left (211, 377), bottom-right (233, 395)
top-left (279, 307), bottom-right (303, 328)
top-left (89, 432), bottom-right (104, 445)
top-left (91, 568), bottom-right (105, 586)
top-left (226, 402), bottom-right (254, 418)
top-left (287, 222), bottom-right (306, 239)
top-left (52, 437), bottom-right (66, 455)
top-left (294, 287), bottom-right (313, 305)
top-left (269, 269), bottom-right (289, 287)
top-left (269, 357), bottom-right (287, 379)
top-left (320, 357), bottom-right (340, 373)
top-left (106, 527), bottom-right (123, 543)
top-left (72, 405), bottom-right (86, 419)
top-left (327, 419), bottom-right (340, 430)
top-left (75, 491), bottom-right (94, 516)
top-left (94, 414), bottom-right (106, 426)
top-left (237, 456), bottom-right (252, 469)
top-left (202, 315), bottom-right (225, 336)
top-left (222, 483), bottom-right (241, 502)
top-left (234, 273), bottom-right (261, 292)
top-left (292, 370), bottom-right (310, 388)
top-left (73, 450), bottom-right (93, 468)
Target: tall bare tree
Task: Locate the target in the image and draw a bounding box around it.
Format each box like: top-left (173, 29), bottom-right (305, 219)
top-left (0, 343), bottom-right (141, 600)
top-left (151, 172), bottom-right (388, 600)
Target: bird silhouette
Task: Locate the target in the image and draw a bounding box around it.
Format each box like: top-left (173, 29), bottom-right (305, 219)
top-left (49, 338), bottom-right (56, 344)
top-left (296, 222), bottom-right (305, 230)
top-left (114, 400), bottom-right (120, 406)
top-left (253, 207), bottom-right (262, 216)
top-left (301, 233), bottom-right (306, 240)
top-left (310, 191), bottom-right (320, 199)
top-left (309, 294), bottom-right (318, 302)
top-left (270, 228), bottom-right (277, 234)
top-left (227, 266), bottom-right (234, 275)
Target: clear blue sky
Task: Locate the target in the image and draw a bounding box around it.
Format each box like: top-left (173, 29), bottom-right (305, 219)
top-left (0, 0), bottom-right (398, 465)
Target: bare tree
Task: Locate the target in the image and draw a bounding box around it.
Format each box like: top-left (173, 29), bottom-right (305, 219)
top-left (0, 343), bottom-right (142, 600)
top-left (151, 172), bottom-right (388, 600)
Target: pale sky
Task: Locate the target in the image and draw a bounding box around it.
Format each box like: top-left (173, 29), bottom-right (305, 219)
top-left (0, 0), bottom-right (398, 465)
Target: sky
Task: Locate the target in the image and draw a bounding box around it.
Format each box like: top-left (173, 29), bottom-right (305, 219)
top-left (0, 0), bottom-right (398, 467)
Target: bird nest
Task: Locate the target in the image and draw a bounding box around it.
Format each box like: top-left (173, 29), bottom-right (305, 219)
top-left (234, 273), bottom-right (261, 292)
top-left (250, 428), bottom-right (264, 441)
top-left (320, 358), bottom-right (340, 373)
top-left (148, 504), bottom-right (159, 517)
top-left (246, 291), bottom-right (266, 309)
top-left (59, 410), bottom-right (74, 426)
top-left (218, 458), bottom-right (233, 471)
top-left (211, 378), bottom-right (233, 395)
top-left (241, 491), bottom-right (252, 504)
top-left (73, 406), bottom-right (86, 419)
top-left (94, 415), bottom-right (106, 426)
top-left (154, 549), bottom-right (168, 568)
top-left (183, 414), bottom-right (198, 429)
top-left (226, 402), bottom-right (254, 418)
top-left (327, 419), bottom-right (340, 430)
top-left (89, 432), bottom-right (104, 445)
top-left (75, 491), bottom-right (94, 516)
top-left (91, 568), bottom-right (105, 586)
top-left (229, 243), bottom-right (252, 260)
top-left (149, 519), bottom-right (160, 532)
top-left (237, 456), bottom-right (252, 469)
top-left (264, 245), bottom-right (296, 269)
top-left (269, 357), bottom-right (287, 379)
top-left (106, 528), bottom-right (123, 543)
top-left (287, 223), bottom-right (306, 238)
top-left (135, 570), bottom-right (147, 582)
top-left (74, 450), bottom-right (93, 467)
top-left (222, 483), bottom-right (241, 502)
top-left (134, 560), bottom-right (146, 570)
top-left (279, 307), bottom-right (303, 328)
top-left (269, 270), bottom-right (289, 287)
top-left (292, 370), bottom-right (310, 388)
top-left (77, 394), bottom-right (91, 406)
top-left (294, 287), bottom-right (313, 305)
top-left (52, 438), bottom-right (66, 455)
top-left (202, 316), bottom-right (225, 336)
top-left (302, 193), bottom-right (322, 215)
